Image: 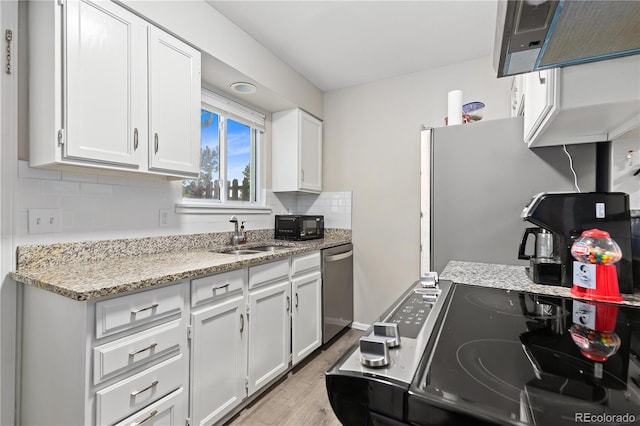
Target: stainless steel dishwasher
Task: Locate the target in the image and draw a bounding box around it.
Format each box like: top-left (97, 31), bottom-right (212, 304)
top-left (322, 243), bottom-right (353, 343)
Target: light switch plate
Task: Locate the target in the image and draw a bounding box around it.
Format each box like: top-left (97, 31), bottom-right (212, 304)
top-left (28, 209), bottom-right (62, 234)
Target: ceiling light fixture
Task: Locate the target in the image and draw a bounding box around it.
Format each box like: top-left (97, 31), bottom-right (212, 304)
top-left (230, 82), bottom-right (257, 94)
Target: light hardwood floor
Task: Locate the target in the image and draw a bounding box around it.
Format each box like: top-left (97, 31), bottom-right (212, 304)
top-left (227, 328), bottom-right (362, 426)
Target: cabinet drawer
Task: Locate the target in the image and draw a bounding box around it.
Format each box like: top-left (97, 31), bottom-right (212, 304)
top-left (93, 319), bottom-right (182, 385)
top-left (291, 251), bottom-right (320, 276)
top-left (96, 354), bottom-right (184, 426)
top-left (96, 284), bottom-right (184, 339)
top-left (113, 387), bottom-right (186, 426)
top-left (249, 259), bottom-right (289, 289)
top-left (191, 269), bottom-right (245, 307)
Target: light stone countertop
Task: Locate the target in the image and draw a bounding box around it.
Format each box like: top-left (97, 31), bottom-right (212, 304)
top-left (9, 233), bottom-right (351, 301)
top-left (441, 260), bottom-right (640, 306)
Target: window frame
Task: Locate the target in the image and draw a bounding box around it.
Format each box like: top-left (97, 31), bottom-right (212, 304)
top-left (176, 90), bottom-right (270, 215)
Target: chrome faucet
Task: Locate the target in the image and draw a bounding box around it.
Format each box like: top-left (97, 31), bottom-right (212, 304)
top-left (229, 216), bottom-right (245, 245)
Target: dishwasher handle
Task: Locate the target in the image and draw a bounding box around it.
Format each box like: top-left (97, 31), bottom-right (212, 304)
top-left (324, 250), bottom-right (353, 263)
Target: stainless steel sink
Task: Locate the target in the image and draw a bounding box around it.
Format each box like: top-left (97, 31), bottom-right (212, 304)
top-left (212, 245), bottom-right (291, 255)
top-left (250, 245), bottom-right (290, 252)
top-left (222, 249), bottom-right (262, 255)
top-left (211, 248), bottom-right (261, 255)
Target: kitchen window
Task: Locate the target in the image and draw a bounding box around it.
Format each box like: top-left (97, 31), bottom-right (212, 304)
top-left (179, 89), bottom-right (267, 213)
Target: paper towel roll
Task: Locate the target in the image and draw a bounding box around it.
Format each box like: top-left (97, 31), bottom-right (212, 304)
top-left (447, 90), bottom-right (463, 126)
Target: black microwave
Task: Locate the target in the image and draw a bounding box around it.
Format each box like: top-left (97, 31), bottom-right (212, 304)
top-left (275, 215), bottom-right (324, 241)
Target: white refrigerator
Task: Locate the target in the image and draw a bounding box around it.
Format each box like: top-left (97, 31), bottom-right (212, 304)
top-left (420, 116), bottom-right (599, 277)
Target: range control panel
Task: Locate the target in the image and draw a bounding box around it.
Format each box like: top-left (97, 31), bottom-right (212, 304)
top-left (389, 293), bottom-right (434, 339)
top-left (337, 279), bottom-right (452, 384)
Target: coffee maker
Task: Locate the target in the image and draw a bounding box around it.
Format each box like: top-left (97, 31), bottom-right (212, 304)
top-left (520, 192), bottom-right (634, 294)
top-left (518, 227), bottom-right (562, 285)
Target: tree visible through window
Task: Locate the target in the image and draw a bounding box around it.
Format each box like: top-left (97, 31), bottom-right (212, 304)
top-left (182, 106), bottom-right (259, 203)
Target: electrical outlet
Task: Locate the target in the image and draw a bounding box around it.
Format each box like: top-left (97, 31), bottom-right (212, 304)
top-left (159, 209), bottom-right (169, 227)
top-left (28, 209), bottom-right (62, 234)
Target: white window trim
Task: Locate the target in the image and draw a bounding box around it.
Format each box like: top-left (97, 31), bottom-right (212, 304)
top-left (177, 90), bottom-right (269, 214)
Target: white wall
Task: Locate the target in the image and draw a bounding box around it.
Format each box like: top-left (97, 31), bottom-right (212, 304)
top-left (323, 55), bottom-right (512, 324)
top-left (610, 135), bottom-right (640, 209)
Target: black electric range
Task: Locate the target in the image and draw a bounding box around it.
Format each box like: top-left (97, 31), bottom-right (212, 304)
top-left (326, 281), bottom-right (640, 425)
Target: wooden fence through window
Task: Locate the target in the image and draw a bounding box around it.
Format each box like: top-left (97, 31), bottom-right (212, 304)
top-left (208, 179), bottom-right (250, 201)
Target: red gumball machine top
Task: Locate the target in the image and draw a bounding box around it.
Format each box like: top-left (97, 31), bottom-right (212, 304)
top-left (571, 229), bottom-right (622, 265)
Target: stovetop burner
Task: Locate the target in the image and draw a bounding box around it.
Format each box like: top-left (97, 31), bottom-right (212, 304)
top-left (456, 339), bottom-right (532, 406)
top-left (409, 284), bottom-right (640, 425)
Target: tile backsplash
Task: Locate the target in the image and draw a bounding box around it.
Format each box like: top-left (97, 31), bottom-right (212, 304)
top-left (16, 160), bottom-right (352, 245)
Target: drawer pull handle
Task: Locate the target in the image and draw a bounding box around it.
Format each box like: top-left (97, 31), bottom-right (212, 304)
top-left (213, 283), bottom-right (230, 291)
top-left (240, 313), bottom-right (245, 333)
top-left (154, 133), bottom-right (159, 154)
top-left (129, 343), bottom-right (158, 357)
top-left (131, 303), bottom-right (159, 315)
top-left (131, 410), bottom-right (158, 426)
top-left (295, 293), bottom-right (299, 308)
top-left (286, 296), bottom-right (290, 312)
top-left (130, 380), bottom-right (159, 397)
top-left (133, 128), bottom-right (139, 150)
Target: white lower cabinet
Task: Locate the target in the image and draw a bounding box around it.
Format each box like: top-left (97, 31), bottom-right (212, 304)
top-left (291, 270), bottom-right (322, 365)
top-left (20, 282), bottom-right (189, 426)
top-left (114, 388), bottom-right (187, 426)
top-left (20, 251), bottom-right (327, 426)
top-left (247, 279), bottom-right (291, 395)
top-left (190, 293), bottom-right (247, 426)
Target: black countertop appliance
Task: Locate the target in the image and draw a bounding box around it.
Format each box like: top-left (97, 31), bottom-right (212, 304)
top-left (521, 192), bottom-right (634, 294)
top-left (326, 280), bottom-right (640, 425)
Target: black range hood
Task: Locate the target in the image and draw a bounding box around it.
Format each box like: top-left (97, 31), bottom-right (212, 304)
top-left (494, 0), bottom-right (640, 78)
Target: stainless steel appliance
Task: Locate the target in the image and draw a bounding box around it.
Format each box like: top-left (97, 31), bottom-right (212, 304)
top-left (326, 279), bottom-right (640, 425)
top-left (321, 244), bottom-right (353, 343)
top-left (493, 0), bottom-right (640, 77)
top-left (521, 192), bottom-right (634, 293)
top-left (420, 117), bottom-right (597, 277)
top-left (274, 215), bottom-right (324, 241)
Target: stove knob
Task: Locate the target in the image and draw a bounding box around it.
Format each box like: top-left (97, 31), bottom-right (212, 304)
top-left (373, 322), bottom-right (401, 348)
top-left (420, 272), bottom-right (438, 289)
top-left (359, 336), bottom-right (390, 368)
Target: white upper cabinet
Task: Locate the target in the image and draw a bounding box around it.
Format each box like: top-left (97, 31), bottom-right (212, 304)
top-left (148, 26), bottom-right (201, 176)
top-left (272, 108), bottom-right (323, 193)
top-left (65, 0), bottom-right (147, 168)
top-left (522, 55), bottom-right (640, 147)
top-left (29, 0), bottom-right (201, 178)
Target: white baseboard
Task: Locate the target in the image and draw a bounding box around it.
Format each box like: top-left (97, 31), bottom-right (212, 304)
top-left (351, 321), bottom-right (370, 331)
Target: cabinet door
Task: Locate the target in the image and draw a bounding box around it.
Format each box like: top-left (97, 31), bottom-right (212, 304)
top-left (190, 295), bottom-right (246, 426)
top-left (247, 280), bottom-right (291, 395)
top-left (299, 111), bottom-right (322, 192)
top-left (291, 271), bottom-right (322, 365)
top-left (148, 26), bottom-right (201, 177)
top-left (523, 69), bottom-right (559, 145)
top-left (65, 0), bottom-right (147, 167)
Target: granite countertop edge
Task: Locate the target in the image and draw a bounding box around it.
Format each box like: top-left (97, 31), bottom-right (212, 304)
top-left (10, 237), bottom-right (351, 302)
top-left (441, 260), bottom-right (640, 307)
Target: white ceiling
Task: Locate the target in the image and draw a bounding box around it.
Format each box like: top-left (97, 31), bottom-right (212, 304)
top-left (206, 1), bottom-right (499, 92)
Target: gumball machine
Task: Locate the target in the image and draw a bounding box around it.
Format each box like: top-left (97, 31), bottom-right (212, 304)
top-left (570, 229), bottom-right (623, 302)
